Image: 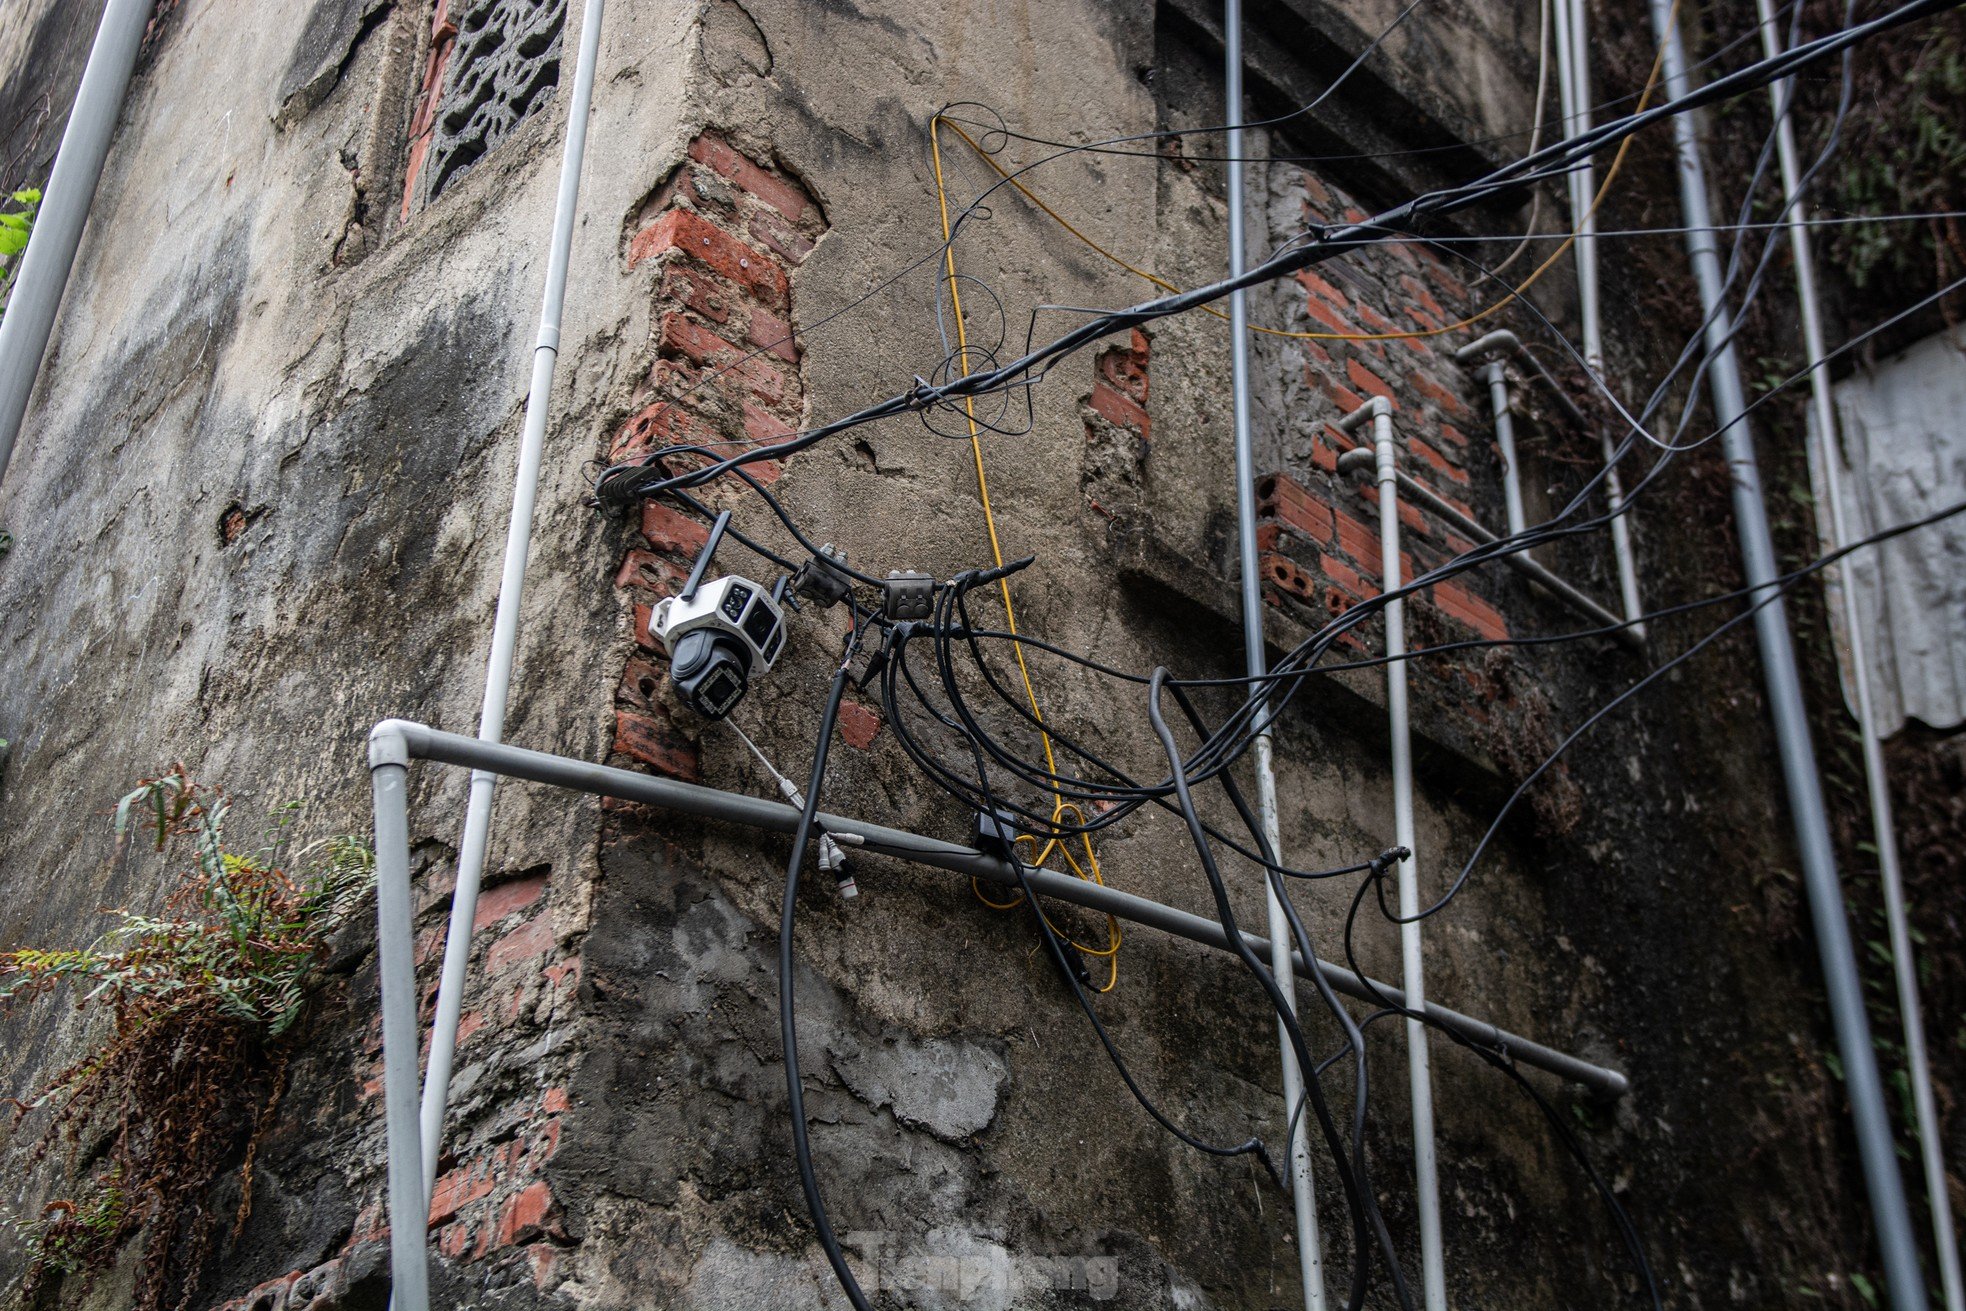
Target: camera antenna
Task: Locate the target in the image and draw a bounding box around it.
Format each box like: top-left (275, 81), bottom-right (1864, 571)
top-left (679, 509), bottom-right (732, 603)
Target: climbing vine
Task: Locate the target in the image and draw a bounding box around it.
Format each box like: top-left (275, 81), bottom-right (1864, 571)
top-left (0, 768), bottom-right (372, 1311)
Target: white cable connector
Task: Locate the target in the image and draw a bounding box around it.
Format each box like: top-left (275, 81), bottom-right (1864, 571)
top-left (728, 721), bottom-right (859, 898)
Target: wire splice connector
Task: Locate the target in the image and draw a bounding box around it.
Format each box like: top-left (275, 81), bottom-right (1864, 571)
top-left (728, 721), bottom-right (859, 899)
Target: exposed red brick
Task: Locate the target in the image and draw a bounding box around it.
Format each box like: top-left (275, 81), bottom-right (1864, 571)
top-left (642, 500), bottom-right (711, 555)
top-left (746, 304), bottom-right (800, 363)
top-left (837, 701), bottom-right (881, 749)
top-left (632, 603), bottom-right (661, 651)
top-left (689, 134), bottom-right (815, 224)
top-left (454, 1009), bottom-right (486, 1047)
top-left (1088, 380), bottom-right (1150, 437)
top-left (1437, 421), bottom-right (1469, 448)
top-left (1353, 302), bottom-right (1400, 337)
top-left (1097, 333), bottom-right (1150, 404)
top-left (627, 210), bottom-right (788, 306)
top-left (1411, 371), bottom-right (1470, 419)
top-left (541, 1087), bottom-right (572, 1114)
top-left (474, 873), bottom-right (548, 931)
top-left (1262, 552), bottom-right (1317, 604)
top-left (429, 1164), bottom-right (495, 1226)
top-left (741, 401), bottom-right (794, 445)
top-left (486, 916), bottom-right (555, 974)
top-left (494, 1182), bottom-right (560, 1249)
top-left (1258, 472), bottom-right (1335, 546)
top-left (1399, 498), bottom-right (1429, 538)
top-left (1345, 358), bottom-right (1393, 402)
top-left (1296, 269), bottom-right (1350, 310)
top-left (1398, 274), bottom-right (1447, 321)
top-left (1303, 172), bottom-right (1333, 208)
top-left (438, 1222), bottom-right (474, 1260)
top-left (1302, 295), bottom-right (1355, 335)
top-left (661, 267), bottom-right (731, 323)
top-left (1322, 555), bottom-right (1379, 601)
top-left (1433, 581), bottom-right (1509, 640)
top-left (615, 708), bottom-right (700, 780)
top-left (1332, 506), bottom-right (1381, 567)
top-left (612, 400), bottom-right (722, 464)
top-left (1410, 436), bottom-right (1471, 485)
top-left (747, 210), bottom-right (815, 265)
top-left (615, 548), bottom-right (686, 593)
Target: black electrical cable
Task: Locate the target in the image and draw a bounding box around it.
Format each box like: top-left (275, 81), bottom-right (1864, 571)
top-left (596, 0), bottom-right (1950, 516)
top-left (779, 625), bottom-right (873, 1311)
top-left (1147, 669), bottom-right (1414, 1311)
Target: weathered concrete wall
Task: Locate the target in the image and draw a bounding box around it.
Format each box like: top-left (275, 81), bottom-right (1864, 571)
top-left (0, 1), bottom-right (1920, 1309)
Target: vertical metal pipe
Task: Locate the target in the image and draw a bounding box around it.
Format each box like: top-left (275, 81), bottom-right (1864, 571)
top-left (419, 0), bottom-right (606, 1200)
top-left (1755, 4), bottom-right (1961, 1304)
top-left (1647, 5), bottom-right (1927, 1306)
top-left (1344, 400), bottom-right (1446, 1310)
top-left (1558, 0), bottom-right (1646, 636)
top-left (0, 0), bottom-right (151, 487)
top-left (370, 731), bottom-right (430, 1311)
top-left (1482, 360), bottom-right (1527, 537)
top-left (1224, 6), bottom-right (1325, 1307)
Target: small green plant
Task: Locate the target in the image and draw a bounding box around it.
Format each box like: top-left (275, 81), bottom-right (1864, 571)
top-left (0, 187), bottom-right (39, 316)
top-left (0, 767), bottom-right (373, 1311)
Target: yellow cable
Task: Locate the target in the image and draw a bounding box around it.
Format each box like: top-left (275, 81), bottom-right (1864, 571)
top-left (931, 118), bottom-right (1123, 992)
top-left (932, 7), bottom-right (1672, 346)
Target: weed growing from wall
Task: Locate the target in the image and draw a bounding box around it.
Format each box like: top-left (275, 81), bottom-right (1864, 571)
top-left (0, 768), bottom-right (373, 1311)
top-left (0, 188), bottom-right (39, 319)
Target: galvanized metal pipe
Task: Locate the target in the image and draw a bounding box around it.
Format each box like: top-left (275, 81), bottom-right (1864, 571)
top-left (1224, 4), bottom-right (1325, 1304)
top-left (365, 715), bottom-right (1634, 1299)
top-left (1551, 0), bottom-right (1646, 638)
top-left (0, 0), bottom-right (151, 487)
top-left (368, 730), bottom-right (430, 1311)
top-left (421, 0), bottom-right (606, 1206)
top-left (1755, 2), bottom-right (1960, 1303)
top-left (1481, 360), bottom-right (1527, 537)
top-left (1341, 400), bottom-right (1445, 1311)
top-left (1647, 5), bottom-right (1926, 1305)
top-left (1335, 445), bottom-right (1640, 646)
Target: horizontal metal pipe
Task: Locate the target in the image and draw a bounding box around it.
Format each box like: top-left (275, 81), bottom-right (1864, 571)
top-left (1336, 450), bottom-right (1641, 648)
top-left (370, 720), bottom-right (1629, 1098)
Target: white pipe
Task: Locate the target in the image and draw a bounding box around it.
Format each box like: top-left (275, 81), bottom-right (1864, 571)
top-left (1755, 4), bottom-right (1961, 1304)
top-left (0, 0), bottom-right (151, 488)
top-left (1340, 398), bottom-right (1445, 1311)
top-left (1551, 0), bottom-right (1646, 638)
top-left (1223, 5), bottom-right (1325, 1304)
top-left (419, 0), bottom-right (606, 1201)
top-left (1481, 360), bottom-right (1527, 537)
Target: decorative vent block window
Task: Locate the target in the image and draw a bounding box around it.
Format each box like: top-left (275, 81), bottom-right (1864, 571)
top-left (421, 0), bottom-right (567, 204)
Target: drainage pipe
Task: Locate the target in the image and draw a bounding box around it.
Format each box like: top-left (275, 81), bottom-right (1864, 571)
top-left (1755, 2), bottom-right (1960, 1303)
top-left (0, 0), bottom-right (151, 488)
top-left (1646, 5), bottom-right (1925, 1306)
top-left (369, 730), bottom-right (430, 1311)
top-left (1339, 400), bottom-right (1446, 1311)
top-left (419, 0), bottom-right (606, 1206)
top-left (1224, 4), bottom-right (1325, 1305)
top-left (1478, 359), bottom-right (1527, 538)
top-left (1455, 329), bottom-right (1591, 429)
top-left (1335, 444), bottom-right (1641, 647)
top-left (1550, 0), bottom-right (1646, 638)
